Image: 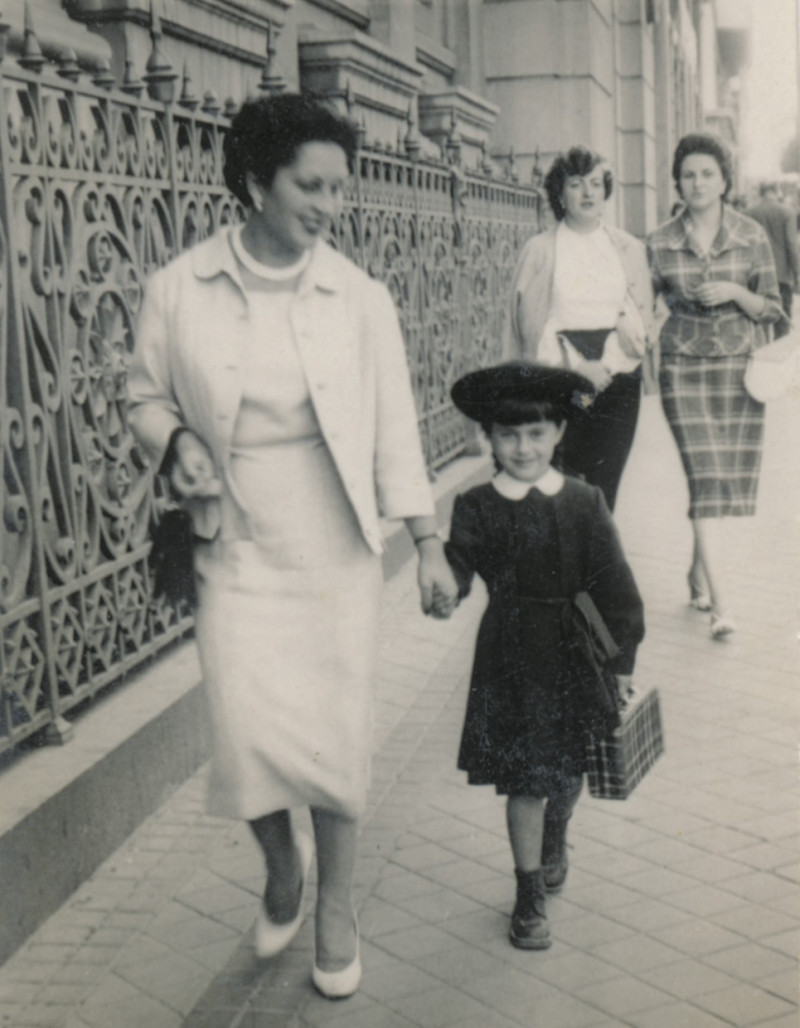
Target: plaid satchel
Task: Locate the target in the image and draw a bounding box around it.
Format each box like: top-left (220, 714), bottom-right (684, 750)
top-left (586, 689), bottom-right (664, 799)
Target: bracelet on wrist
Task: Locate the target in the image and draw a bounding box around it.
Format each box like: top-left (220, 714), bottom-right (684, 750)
top-left (413, 532), bottom-right (441, 547)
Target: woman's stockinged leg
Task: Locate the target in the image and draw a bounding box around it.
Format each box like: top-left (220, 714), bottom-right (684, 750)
top-left (506, 795), bottom-right (546, 871)
top-left (691, 516), bottom-right (727, 615)
top-left (311, 807), bottom-right (359, 972)
top-left (249, 810), bottom-right (304, 924)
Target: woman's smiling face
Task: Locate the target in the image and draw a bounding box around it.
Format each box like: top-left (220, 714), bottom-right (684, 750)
top-left (248, 141), bottom-right (350, 261)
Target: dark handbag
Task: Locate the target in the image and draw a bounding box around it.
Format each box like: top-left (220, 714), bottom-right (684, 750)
top-left (586, 689), bottom-right (664, 799)
top-left (148, 506), bottom-right (197, 609)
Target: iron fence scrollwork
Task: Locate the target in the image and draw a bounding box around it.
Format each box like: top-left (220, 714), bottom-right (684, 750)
top-left (0, 43), bottom-right (540, 753)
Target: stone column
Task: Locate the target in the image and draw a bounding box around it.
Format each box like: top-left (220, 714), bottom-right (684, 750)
top-left (482, 0), bottom-right (616, 185)
top-left (368, 0), bottom-right (416, 65)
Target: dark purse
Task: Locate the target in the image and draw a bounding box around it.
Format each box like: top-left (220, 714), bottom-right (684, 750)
top-left (147, 427), bottom-right (200, 610)
top-left (148, 506), bottom-right (198, 609)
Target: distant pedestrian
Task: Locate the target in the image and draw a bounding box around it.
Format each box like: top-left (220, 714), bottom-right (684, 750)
top-left (647, 134), bottom-right (783, 639)
top-left (439, 361), bottom-right (645, 951)
top-left (746, 182), bottom-right (799, 337)
top-left (505, 145), bottom-right (656, 511)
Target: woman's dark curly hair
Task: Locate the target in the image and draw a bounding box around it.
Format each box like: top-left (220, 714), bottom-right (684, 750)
top-left (672, 132), bottom-right (733, 201)
top-left (223, 93), bottom-right (358, 207)
top-left (544, 146), bottom-right (613, 221)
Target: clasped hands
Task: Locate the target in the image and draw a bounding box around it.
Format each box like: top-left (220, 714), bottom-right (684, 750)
top-left (416, 538), bottom-right (459, 620)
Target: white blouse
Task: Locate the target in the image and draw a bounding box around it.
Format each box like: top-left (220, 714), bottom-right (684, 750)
top-left (539, 223), bottom-right (639, 375)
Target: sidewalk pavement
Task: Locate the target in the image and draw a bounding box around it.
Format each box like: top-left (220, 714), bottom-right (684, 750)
top-left (0, 393), bottom-right (797, 1028)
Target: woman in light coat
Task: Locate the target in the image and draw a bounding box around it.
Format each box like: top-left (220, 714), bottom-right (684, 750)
top-left (128, 93), bottom-right (458, 999)
top-left (506, 145), bottom-right (655, 511)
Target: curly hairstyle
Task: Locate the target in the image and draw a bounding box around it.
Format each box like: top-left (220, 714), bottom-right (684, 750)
top-left (672, 133), bottom-right (734, 201)
top-left (223, 93), bottom-right (358, 207)
top-left (544, 146), bottom-right (613, 221)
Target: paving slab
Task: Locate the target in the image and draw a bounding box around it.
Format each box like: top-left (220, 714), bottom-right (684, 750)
top-left (0, 394), bottom-right (797, 1027)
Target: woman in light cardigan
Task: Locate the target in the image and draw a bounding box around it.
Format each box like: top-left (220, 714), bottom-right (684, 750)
top-left (505, 146), bottom-right (655, 511)
top-left (128, 94), bottom-right (458, 999)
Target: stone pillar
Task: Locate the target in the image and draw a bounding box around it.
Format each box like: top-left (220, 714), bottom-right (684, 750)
top-left (368, 0), bottom-right (416, 65)
top-left (613, 0), bottom-right (657, 236)
top-left (443, 0), bottom-right (484, 94)
top-left (482, 0), bottom-right (616, 186)
top-left (653, 4), bottom-right (677, 222)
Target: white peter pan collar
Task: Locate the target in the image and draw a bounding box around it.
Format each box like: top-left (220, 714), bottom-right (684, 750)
top-left (492, 467), bottom-right (565, 500)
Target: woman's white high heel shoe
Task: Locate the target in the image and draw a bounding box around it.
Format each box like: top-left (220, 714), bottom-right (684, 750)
top-left (710, 613), bottom-right (736, 640)
top-left (312, 917), bottom-right (362, 999)
top-left (255, 833), bottom-right (313, 959)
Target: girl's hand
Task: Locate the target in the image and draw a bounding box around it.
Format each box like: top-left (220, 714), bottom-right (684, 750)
top-left (575, 359), bottom-right (613, 393)
top-left (431, 584), bottom-right (458, 619)
top-left (417, 539), bottom-right (459, 619)
top-left (616, 674), bottom-right (636, 706)
top-left (692, 280), bottom-right (744, 308)
top-left (170, 431), bottom-right (222, 499)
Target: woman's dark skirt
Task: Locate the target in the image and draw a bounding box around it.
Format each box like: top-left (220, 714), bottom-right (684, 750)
top-left (556, 329), bottom-right (642, 511)
top-left (659, 354), bottom-right (764, 519)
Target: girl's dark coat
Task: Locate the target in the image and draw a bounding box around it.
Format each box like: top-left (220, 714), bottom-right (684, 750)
top-left (445, 477), bottom-right (645, 795)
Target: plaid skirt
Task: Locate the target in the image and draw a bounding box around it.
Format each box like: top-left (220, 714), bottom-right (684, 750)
top-left (660, 355), bottom-right (764, 518)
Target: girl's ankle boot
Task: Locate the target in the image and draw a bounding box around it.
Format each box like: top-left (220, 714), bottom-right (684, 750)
top-left (541, 814), bottom-right (570, 893)
top-left (509, 868), bottom-right (551, 950)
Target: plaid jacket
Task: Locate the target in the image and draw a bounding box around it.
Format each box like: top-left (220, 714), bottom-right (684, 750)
top-left (647, 206), bottom-right (783, 358)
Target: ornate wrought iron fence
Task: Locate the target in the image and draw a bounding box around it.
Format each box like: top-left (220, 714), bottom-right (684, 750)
top-left (0, 52), bottom-right (540, 753)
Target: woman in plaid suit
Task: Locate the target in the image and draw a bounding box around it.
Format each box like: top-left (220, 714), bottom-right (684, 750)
top-left (647, 134), bottom-right (783, 638)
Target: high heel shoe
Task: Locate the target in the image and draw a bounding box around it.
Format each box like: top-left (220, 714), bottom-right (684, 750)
top-left (710, 613), bottom-right (736, 640)
top-left (312, 916), bottom-right (362, 999)
top-left (254, 833), bottom-right (313, 959)
top-left (688, 575), bottom-right (711, 612)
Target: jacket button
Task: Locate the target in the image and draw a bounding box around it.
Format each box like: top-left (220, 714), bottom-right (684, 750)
top-left (317, 381), bottom-right (326, 390)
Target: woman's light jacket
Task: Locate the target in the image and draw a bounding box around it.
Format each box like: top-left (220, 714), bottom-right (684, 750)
top-left (127, 229), bottom-right (434, 554)
top-left (504, 224), bottom-right (657, 390)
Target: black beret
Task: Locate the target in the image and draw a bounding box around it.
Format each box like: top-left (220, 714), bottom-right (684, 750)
top-left (451, 360), bottom-right (595, 423)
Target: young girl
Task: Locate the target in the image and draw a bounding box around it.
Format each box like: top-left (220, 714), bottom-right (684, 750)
top-left (441, 361), bottom-right (645, 950)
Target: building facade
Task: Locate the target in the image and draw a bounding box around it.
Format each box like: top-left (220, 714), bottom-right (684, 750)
top-left (0, 0), bottom-right (744, 757)
top-left (20, 0), bottom-right (744, 232)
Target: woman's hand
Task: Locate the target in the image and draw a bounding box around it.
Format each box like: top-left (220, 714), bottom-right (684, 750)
top-left (575, 359), bottom-right (613, 393)
top-left (692, 280), bottom-right (745, 308)
top-left (170, 430), bottom-right (222, 500)
top-left (416, 538), bottom-right (459, 619)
